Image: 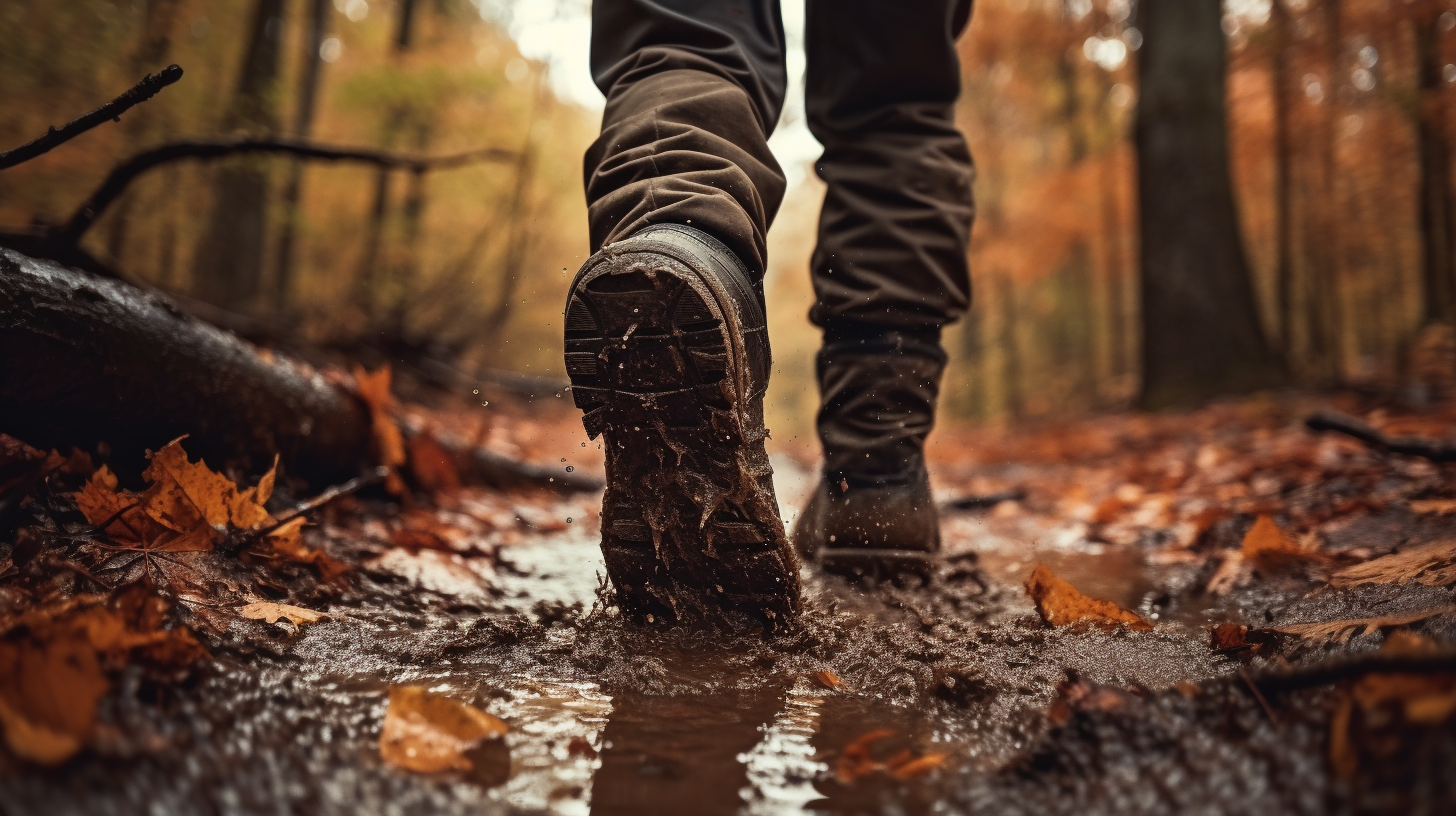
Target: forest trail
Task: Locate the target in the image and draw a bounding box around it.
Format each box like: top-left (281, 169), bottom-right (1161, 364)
top-left (3, 387), bottom-right (1456, 815)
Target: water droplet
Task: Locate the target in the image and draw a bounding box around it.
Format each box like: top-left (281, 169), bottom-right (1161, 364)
top-left (472, 389), bottom-right (479, 395)
top-left (565, 466), bottom-right (574, 472)
top-left (566, 517), bottom-right (573, 523)
top-left (481, 401), bottom-right (489, 406)
top-left (560, 458), bottom-right (566, 462)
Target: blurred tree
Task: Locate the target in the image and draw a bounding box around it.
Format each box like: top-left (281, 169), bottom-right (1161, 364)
top-left (1135, 0), bottom-right (1287, 408)
top-left (355, 0), bottom-right (421, 316)
top-left (190, 0), bottom-right (288, 312)
top-left (272, 0), bottom-right (331, 312)
top-left (1413, 1), bottom-right (1456, 326)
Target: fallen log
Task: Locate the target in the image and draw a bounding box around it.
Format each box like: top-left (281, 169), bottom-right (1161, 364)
top-left (0, 248), bottom-right (603, 494)
top-left (1, 248), bottom-right (371, 485)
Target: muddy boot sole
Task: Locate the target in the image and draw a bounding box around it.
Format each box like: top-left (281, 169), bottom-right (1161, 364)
top-left (564, 225), bottom-right (801, 627)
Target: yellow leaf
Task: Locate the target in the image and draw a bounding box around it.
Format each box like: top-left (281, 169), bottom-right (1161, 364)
top-left (379, 685), bottom-right (508, 774)
top-left (239, 602), bottom-right (325, 626)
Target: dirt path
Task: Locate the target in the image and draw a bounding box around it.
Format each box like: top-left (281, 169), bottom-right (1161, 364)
top-left (4, 394), bottom-right (1455, 815)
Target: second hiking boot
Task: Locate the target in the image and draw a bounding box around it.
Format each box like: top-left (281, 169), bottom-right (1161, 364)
top-left (792, 330), bottom-right (947, 575)
top-left (563, 224), bottom-right (801, 626)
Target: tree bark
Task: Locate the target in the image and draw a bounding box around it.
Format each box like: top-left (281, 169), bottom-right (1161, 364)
top-left (1135, 0), bottom-right (1288, 409)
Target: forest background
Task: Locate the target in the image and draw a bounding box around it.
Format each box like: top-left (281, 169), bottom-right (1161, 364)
top-left (2, 0), bottom-right (1453, 446)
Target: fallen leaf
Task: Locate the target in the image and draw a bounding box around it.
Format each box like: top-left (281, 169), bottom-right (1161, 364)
top-left (1409, 498), bottom-right (1456, 515)
top-left (407, 431), bottom-right (461, 495)
top-left (888, 752), bottom-right (947, 779)
top-left (1331, 539), bottom-right (1456, 588)
top-left (814, 670), bottom-right (845, 690)
top-left (0, 593), bottom-right (205, 765)
top-left (379, 685), bottom-right (508, 774)
top-left (141, 439), bottom-right (274, 535)
top-left (239, 602), bottom-right (325, 626)
top-left (69, 439), bottom-right (277, 553)
top-left (1328, 631), bottom-right (1456, 776)
top-left (1264, 605), bottom-right (1456, 645)
top-left (1240, 514), bottom-right (1296, 557)
top-left (354, 366), bottom-right (406, 492)
top-left (1025, 564), bottom-right (1152, 631)
top-left (834, 729), bottom-right (946, 783)
top-left (266, 518), bottom-right (349, 581)
top-left (0, 626), bottom-right (105, 764)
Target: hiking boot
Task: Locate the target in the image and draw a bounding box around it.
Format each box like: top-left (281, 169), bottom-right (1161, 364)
top-left (793, 466), bottom-right (940, 576)
top-left (563, 224), bottom-right (801, 626)
top-left (792, 329), bottom-right (946, 575)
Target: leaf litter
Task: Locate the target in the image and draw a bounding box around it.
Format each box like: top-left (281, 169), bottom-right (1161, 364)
top-left (4, 391), bottom-right (1456, 811)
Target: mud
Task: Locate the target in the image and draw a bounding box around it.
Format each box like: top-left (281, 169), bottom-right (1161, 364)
top-left (5, 402), bottom-right (1456, 815)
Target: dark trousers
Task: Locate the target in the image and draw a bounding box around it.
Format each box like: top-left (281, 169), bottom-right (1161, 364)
top-left (585, 0), bottom-right (975, 482)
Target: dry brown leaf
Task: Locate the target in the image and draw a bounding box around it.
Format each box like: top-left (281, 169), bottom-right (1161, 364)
top-left (1265, 605), bottom-right (1456, 645)
top-left (1025, 564), bottom-right (1152, 631)
top-left (239, 602), bottom-right (325, 626)
top-left (1409, 498), bottom-right (1456, 515)
top-left (70, 439), bottom-right (276, 553)
top-left (0, 593), bottom-right (205, 765)
top-left (266, 518), bottom-right (349, 581)
top-left (1331, 539), bottom-right (1456, 588)
top-left (1328, 632), bottom-right (1456, 776)
top-left (141, 439), bottom-right (274, 534)
top-left (834, 729), bottom-right (946, 783)
top-left (0, 627), bottom-right (105, 765)
top-left (407, 431), bottom-right (461, 495)
top-left (354, 365), bottom-right (406, 475)
top-left (1241, 514), bottom-right (1296, 557)
top-left (814, 670), bottom-right (845, 690)
top-left (379, 685), bottom-right (508, 774)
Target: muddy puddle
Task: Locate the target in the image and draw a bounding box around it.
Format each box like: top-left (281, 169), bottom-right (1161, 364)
top-left (9, 446), bottom-right (1452, 816)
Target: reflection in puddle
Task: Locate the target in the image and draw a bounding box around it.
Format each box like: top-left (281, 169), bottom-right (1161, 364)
top-left (739, 689), bottom-right (827, 815)
top-left (489, 680), bottom-right (612, 815)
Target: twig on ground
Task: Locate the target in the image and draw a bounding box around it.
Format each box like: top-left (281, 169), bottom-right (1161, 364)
top-left (1238, 667), bottom-right (1281, 727)
top-left (1248, 650), bottom-right (1456, 693)
top-left (943, 489), bottom-right (1027, 512)
top-left (0, 65), bottom-right (184, 170)
top-left (1305, 410), bottom-right (1456, 462)
top-left (228, 467), bottom-right (388, 554)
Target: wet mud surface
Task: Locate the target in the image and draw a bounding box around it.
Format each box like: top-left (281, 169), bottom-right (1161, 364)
top-left (5, 398), bottom-right (1456, 815)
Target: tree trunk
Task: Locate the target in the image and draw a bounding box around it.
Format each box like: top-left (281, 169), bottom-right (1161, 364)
top-left (1134, 0), bottom-right (1288, 409)
top-left (273, 0), bottom-right (331, 313)
top-left (1415, 14), bottom-right (1456, 326)
top-left (1270, 0), bottom-right (1298, 358)
top-left (355, 0), bottom-right (420, 315)
top-left (190, 0), bottom-right (288, 313)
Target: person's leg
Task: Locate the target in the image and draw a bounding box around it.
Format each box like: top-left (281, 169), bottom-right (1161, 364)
top-left (586, 0), bottom-right (789, 276)
top-left (569, 1), bottom-right (801, 623)
top-left (795, 0), bottom-right (976, 564)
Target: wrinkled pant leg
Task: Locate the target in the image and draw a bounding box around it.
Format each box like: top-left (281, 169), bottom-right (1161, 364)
top-left (586, 0), bottom-right (789, 278)
top-left (804, 0), bottom-right (975, 483)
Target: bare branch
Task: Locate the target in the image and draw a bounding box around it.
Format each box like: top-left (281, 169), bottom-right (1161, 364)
top-left (0, 65), bottom-right (184, 171)
top-left (1305, 410), bottom-right (1456, 462)
top-left (54, 137), bottom-right (517, 243)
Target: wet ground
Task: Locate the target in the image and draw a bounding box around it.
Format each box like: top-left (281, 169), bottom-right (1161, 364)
top-left (4, 396), bottom-right (1456, 815)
